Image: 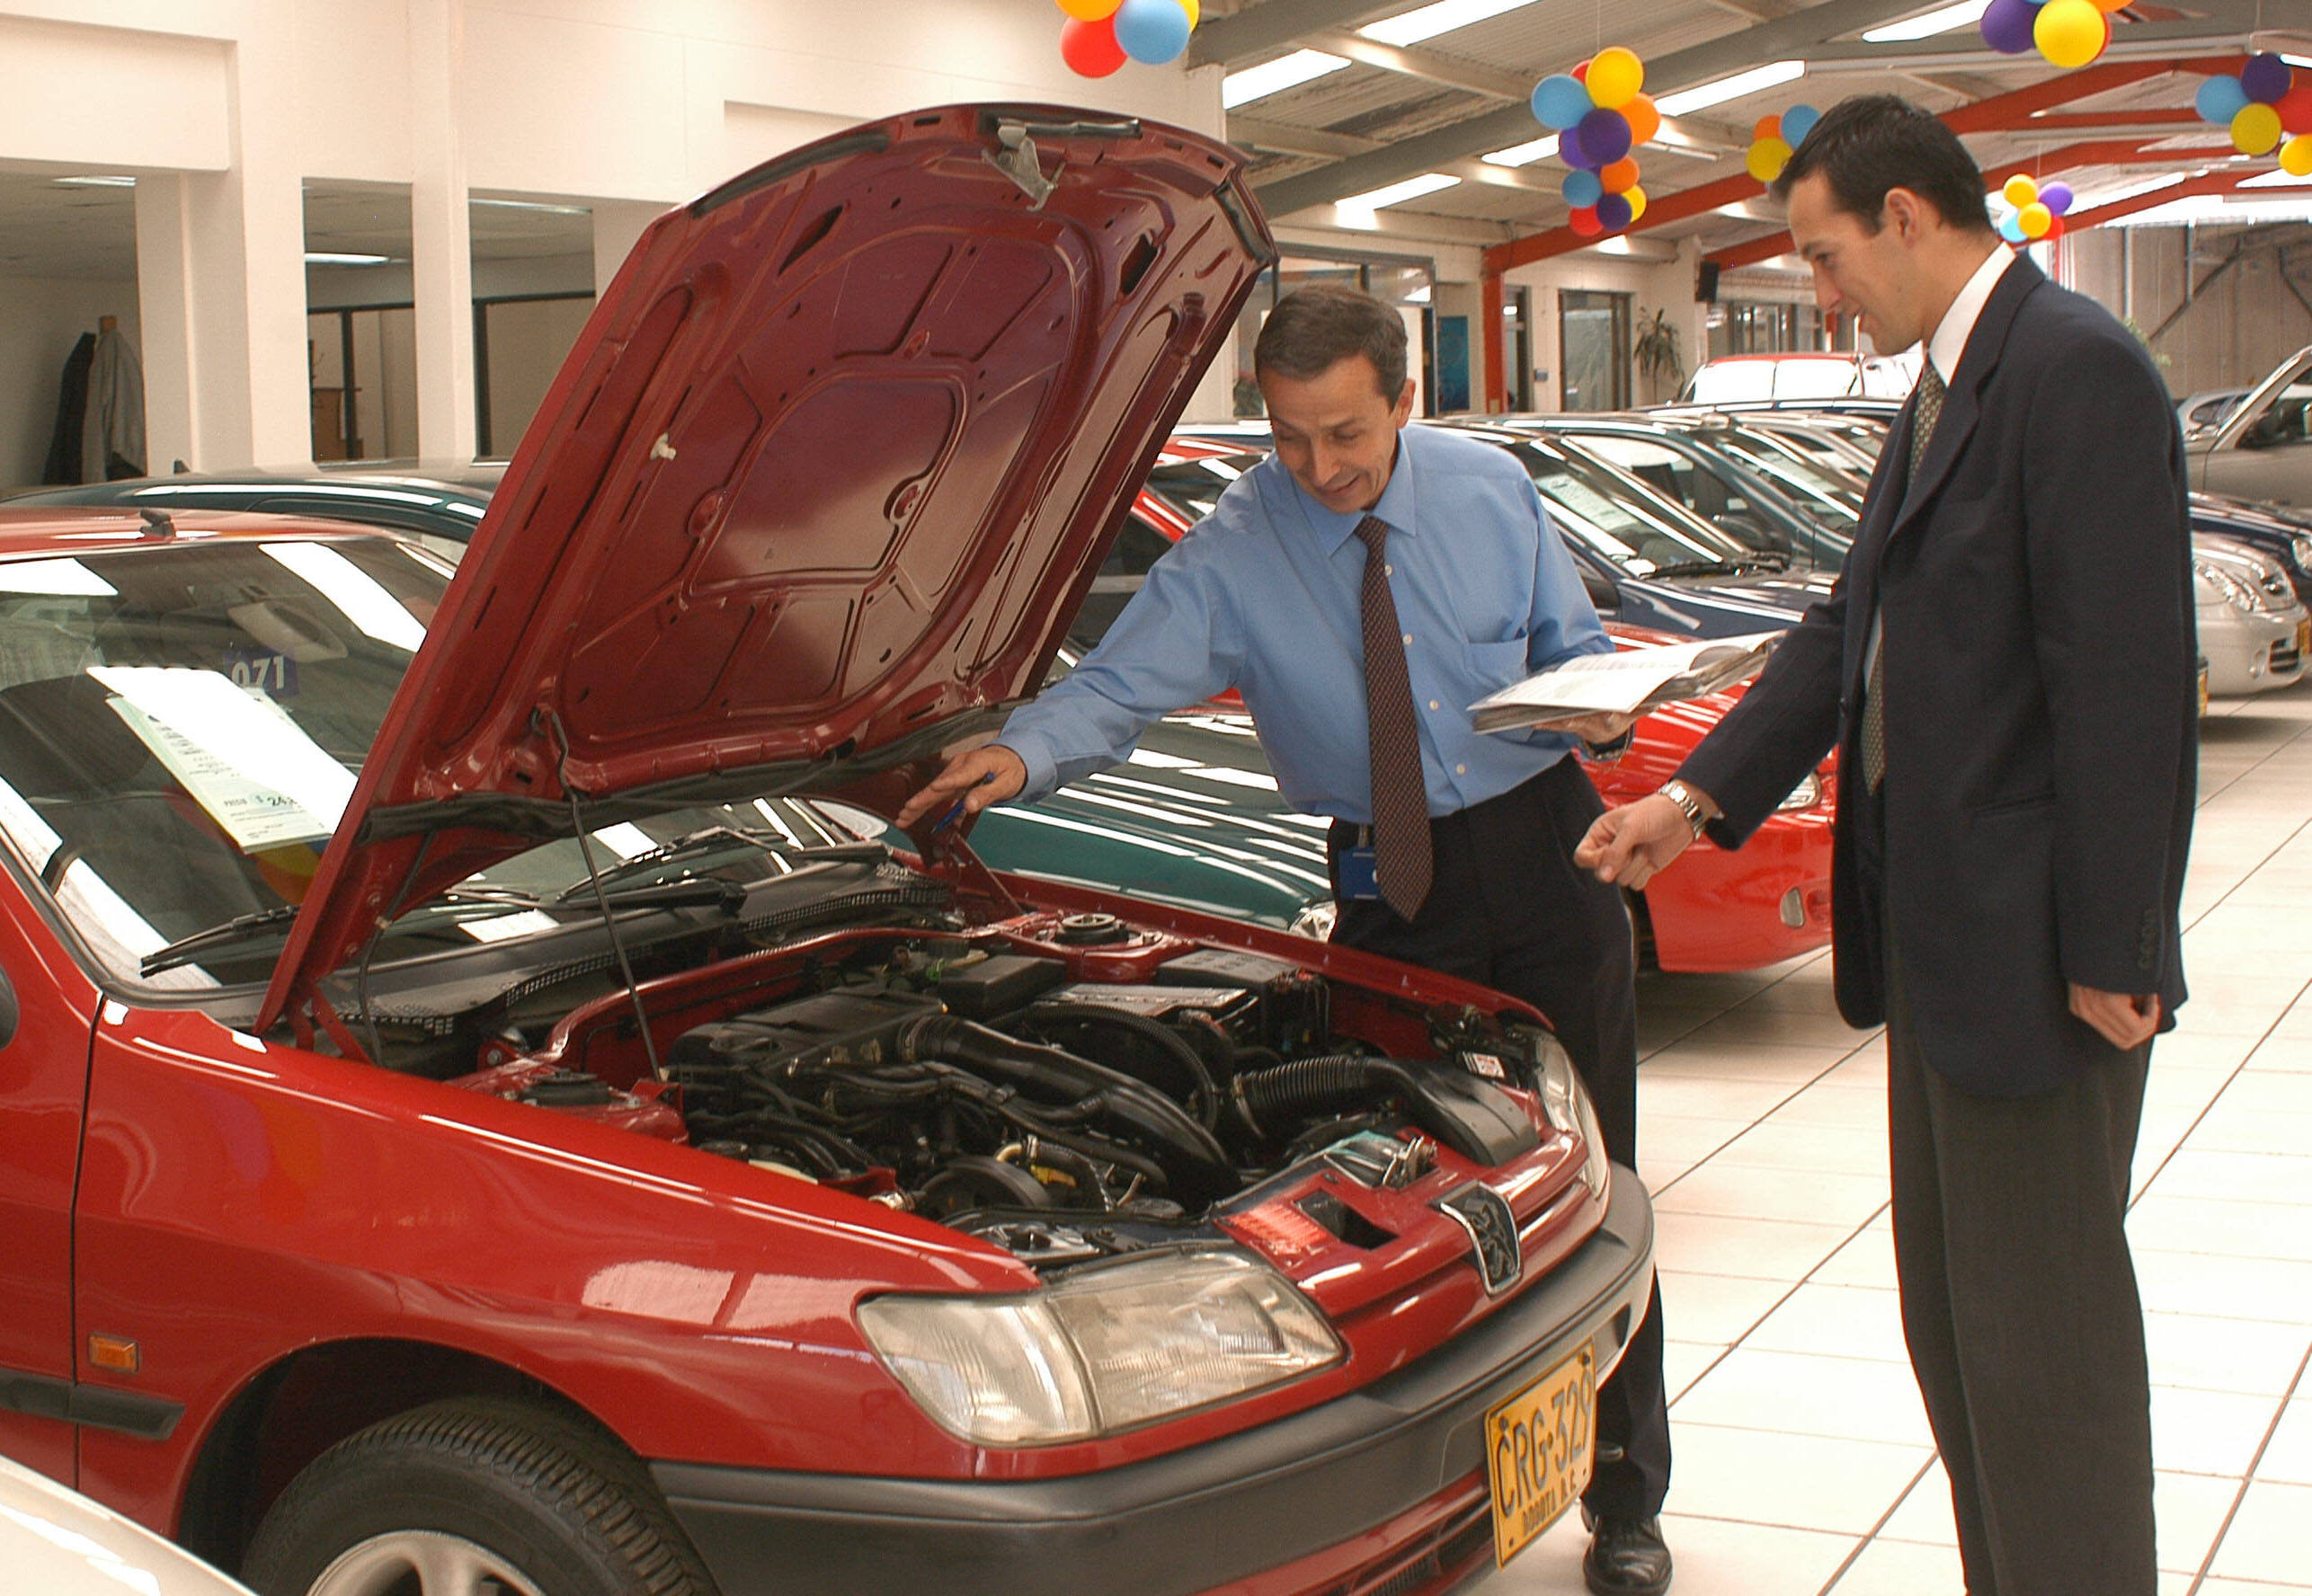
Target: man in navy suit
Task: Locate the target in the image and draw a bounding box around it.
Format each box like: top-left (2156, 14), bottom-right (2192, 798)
top-left (1578, 97), bottom-right (2192, 1595)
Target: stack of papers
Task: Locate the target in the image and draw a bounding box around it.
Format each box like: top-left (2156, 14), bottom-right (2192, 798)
top-left (1468, 631), bottom-right (1782, 733)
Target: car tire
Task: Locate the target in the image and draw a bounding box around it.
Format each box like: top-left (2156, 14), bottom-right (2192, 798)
top-left (240, 1396), bottom-right (717, 1596)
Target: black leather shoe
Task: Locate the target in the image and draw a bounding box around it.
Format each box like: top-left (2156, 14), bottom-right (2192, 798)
top-left (1583, 1512), bottom-right (1673, 1596)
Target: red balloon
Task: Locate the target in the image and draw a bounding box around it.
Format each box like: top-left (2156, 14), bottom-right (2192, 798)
top-left (2045, 215), bottom-right (2066, 240)
top-left (1572, 59), bottom-right (1590, 82)
top-left (1569, 206), bottom-right (1604, 236)
top-left (2279, 81), bottom-right (2312, 134)
top-left (1060, 14), bottom-right (1127, 75)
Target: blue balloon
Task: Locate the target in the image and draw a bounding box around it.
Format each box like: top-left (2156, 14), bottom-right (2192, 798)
top-left (1561, 168), bottom-right (1604, 208)
top-left (1532, 74), bottom-right (1594, 131)
top-left (1997, 211), bottom-right (2028, 244)
top-left (1780, 104), bottom-right (1820, 147)
top-left (2242, 53), bottom-right (2293, 104)
top-left (2198, 74), bottom-right (2252, 125)
top-left (1113, 0), bottom-right (1191, 65)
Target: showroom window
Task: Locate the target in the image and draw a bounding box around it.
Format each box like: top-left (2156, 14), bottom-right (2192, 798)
top-left (1559, 288), bottom-right (1631, 412)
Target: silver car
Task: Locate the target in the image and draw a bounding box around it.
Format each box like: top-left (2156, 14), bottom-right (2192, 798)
top-left (2195, 535), bottom-right (2309, 696)
top-left (0, 1453), bottom-right (253, 1595)
top-left (2187, 345), bottom-right (2312, 508)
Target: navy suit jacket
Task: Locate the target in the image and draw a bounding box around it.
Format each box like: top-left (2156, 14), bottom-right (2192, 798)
top-left (1678, 256), bottom-right (2195, 1095)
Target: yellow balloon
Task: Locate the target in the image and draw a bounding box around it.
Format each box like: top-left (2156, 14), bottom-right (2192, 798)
top-left (2018, 202), bottom-right (2052, 238)
top-left (1056, 0), bottom-right (1121, 16)
top-left (1586, 46), bottom-right (1645, 110)
top-left (2283, 134), bottom-right (2312, 176)
top-left (1746, 137), bottom-right (1792, 183)
top-left (2234, 102), bottom-right (2284, 155)
top-left (2002, 174), bottom-right (2039, 208)
top-left (1181, 0), bottom-right (1199, 24)
top-left (2033, 0), bottom-right (2105, 69)
top-left (1623, 185), bottom-right (1648, 223)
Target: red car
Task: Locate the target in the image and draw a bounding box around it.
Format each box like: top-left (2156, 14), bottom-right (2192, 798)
top-left (1134, 443), bottom-right (1836, 973)
top-left (0, 109), bottom-right (1651, 1596)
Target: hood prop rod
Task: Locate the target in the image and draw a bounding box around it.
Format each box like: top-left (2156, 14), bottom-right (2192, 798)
top-left (541, 709), bottom-right (665, 1080)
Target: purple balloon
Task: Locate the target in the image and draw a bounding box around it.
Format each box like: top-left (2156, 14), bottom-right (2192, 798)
top-left (2038, 181), bottom-right (2074, 216)
top-left (1576, 106), bottom-right (1633, 168)
top-left (1559, 120), bottom-right (1598, 169)
top-left (1979, 0), bottom-right (2037, 54)
top-left (2243, 52), bottom-right (2293, 104)
top-left (1596, 191), bottom-right (1634, 231)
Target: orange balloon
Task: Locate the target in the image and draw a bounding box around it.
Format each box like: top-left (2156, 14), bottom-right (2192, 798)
top-left (1600, 158), bottom-right (1641, 194)
top-left (1621, 94), bottom-right (1660, 146)
top-left (1754, 114), bottom-right (1783, 142)
top-left (1055, 0), bottom-right (1122, 16)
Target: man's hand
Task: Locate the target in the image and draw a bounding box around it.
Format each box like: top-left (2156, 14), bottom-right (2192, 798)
top-left (894, 744), bottom-right (1028, 831)
top-left (1554, 709), bottom-right (1641, 746)
top-left (2069, 984), bottom-right (2161, 1051)
top-left (1574, 794), bottom-right (1700, 891)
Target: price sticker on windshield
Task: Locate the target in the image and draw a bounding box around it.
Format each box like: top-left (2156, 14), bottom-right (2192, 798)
top-left (224, 647), bottom-right (298, 697)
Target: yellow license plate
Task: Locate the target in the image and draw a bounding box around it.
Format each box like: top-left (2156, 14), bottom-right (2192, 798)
top-left (1485, 1343), bottom-right (1596, 1566)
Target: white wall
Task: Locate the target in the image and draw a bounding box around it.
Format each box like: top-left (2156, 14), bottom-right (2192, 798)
top-left (2065, 223), bottom-right (2312, 399)
top-left (1508, 241), bottom-right (1704, 413)
top-left (0, 279), bottom-right (138, 489)
top-left (0, 0), bottom-right (1232, 470)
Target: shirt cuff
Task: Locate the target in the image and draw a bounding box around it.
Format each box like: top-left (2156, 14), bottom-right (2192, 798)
top-left (995, 732), bottom-right (1061, 805)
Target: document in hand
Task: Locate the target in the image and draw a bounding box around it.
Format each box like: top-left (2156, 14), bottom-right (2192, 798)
top-left (1467, 631), bottom-right (1783, 733)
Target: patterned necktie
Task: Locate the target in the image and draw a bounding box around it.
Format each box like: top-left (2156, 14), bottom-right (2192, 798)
top-left (1863, 363), bottom-right (1945, 794)
top-left (1354, 515), bottom-right (1433, 920)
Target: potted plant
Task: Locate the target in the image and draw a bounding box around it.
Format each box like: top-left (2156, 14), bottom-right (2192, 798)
top-left (1634, 307), bottom-right (1685, 403)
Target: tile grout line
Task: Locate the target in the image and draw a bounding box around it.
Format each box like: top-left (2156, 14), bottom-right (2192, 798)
top-left (2185, 1340), bottom-right (2312, 1595)
top-left (1812, 1456), bottom-right (1943, 1595)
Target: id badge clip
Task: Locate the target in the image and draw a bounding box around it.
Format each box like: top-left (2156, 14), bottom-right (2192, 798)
top-left (1337, 835), bottom-right (1383, 902)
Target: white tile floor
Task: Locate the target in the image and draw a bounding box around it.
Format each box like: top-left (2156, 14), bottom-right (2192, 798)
top-left (1486, 684), bottom-right (2312, 1594)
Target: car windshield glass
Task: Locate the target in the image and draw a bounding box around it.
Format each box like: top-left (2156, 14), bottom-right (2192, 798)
top-left (1697, 428), bottom-right (1865, 519)
top-left (1143, 453), bottom-right (1262, 522)
top-left (1497, 437), bottom-right (1757, 572)
top-left (0, 536), bottom-right (892, 990)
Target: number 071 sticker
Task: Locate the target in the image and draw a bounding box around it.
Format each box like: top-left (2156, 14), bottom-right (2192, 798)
top-left (224, 647), bottom-right (298, 697)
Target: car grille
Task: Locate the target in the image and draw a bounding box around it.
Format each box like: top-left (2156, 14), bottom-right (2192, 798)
top-left (2272, 635), bottom-right (2304, 672)
top-left (1314, 1498), bottom-right (1497, 1596)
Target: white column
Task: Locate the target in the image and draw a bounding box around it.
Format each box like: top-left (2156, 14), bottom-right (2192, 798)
top-left (409, 0), bottom-right (477, 462)
top-left (134, 173), bottom-right (198, 474)
top-left (591, 200), bottom-right (667, 296)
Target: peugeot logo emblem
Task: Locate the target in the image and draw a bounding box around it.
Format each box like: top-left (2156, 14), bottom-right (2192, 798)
top-left (1435, 1183), bottom-right (1522, 1295)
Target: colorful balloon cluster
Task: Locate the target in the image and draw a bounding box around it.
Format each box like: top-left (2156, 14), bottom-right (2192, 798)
top-left (1057, 0), bottom-right (1197, 76)
top-left (2193, 54), bottom-right (2312, 169)
top-left (1745, 103), bottom-right (1820, 185)
top-left (1979, 0), bottom-right (2121, 70)
top-left (1991, 173), bottom-right (2073, 244)
top-left (1530, 48), bottom-right (1659, 235)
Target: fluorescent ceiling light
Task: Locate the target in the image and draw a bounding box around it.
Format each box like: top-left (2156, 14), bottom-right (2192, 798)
top-left (1482, 135), bottom-right (1560, 166)
top-left (471, 197), bottom-right (591, 216)
top-left (1655, 60), bottom-right (1805, 117)
top-left (1360, 0), bottom-right (1537, 47)
top-left (1223, 50), bottom-right (1350, 108)
top-left (1863, 0), bottom-right (1991, 42)
top-left (2120, 193), bottom-right (2312, 225)
top-left (304, 252), bottom-right (395, 266)
top-left (1339, 173), bottom-right (1462, 208)
top-left (53, 175), bottom-right (136, 188)
top-left (2240, 167), bottom-right (2312, 187)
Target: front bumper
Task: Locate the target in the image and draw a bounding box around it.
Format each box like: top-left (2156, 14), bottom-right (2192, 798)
top-left (2201, 605), bottom-right (2308, 695)
top-left (654, 1168), bottom-right (1655, 1596)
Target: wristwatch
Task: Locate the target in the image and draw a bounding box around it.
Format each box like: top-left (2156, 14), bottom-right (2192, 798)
top-left (1657, 778), bottom-right (1710, 840)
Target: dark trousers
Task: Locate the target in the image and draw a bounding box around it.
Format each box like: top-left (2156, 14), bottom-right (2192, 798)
top-left (1885, 937), bottom-right (2156, 1595)
top-left (1329, 757), bottom-right (1669, 1519)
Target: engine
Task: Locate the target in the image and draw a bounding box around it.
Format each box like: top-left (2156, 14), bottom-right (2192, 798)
top-left (654, 940), bottom-right (1547, 1238)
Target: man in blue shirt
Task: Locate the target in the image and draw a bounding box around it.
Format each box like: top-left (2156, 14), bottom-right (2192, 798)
top-left (898, 286), bottom-right (1674, 1595)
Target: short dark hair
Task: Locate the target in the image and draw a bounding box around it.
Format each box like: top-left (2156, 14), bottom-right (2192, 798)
top-left (1771, 94), bottom-right (1992, 236)
top-left (1254, 285), bottom-right (1408, 401)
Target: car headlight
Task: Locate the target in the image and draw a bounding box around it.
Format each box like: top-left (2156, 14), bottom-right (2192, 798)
top-left (1287, 899), bottom-right (1338, 940)
top-left (1776, 772), bottom-right (1822, 811)
top-left (1522, 1027), bottom-right (1613, 1205)
top-left (2195, 560), bottom-right (2256, 612)
top-left (2290, 533), bottom-right (2312, 578)
top-left (857, 1247), bottom-right (1343, 1445)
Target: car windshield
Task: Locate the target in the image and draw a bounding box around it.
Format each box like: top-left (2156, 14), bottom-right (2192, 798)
top-left (1694, 427), bottom-right (1866, 520)
top-left (1492, 436), bottom-right (1761, 573)
top-left (0, 535), bottom-right (892, 991)
top-left (2235, 383), bottom-right (2312, 448)
top-left (1143, 452), bottom-right (1263, 522)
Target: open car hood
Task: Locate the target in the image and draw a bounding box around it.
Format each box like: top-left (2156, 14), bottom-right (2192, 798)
top-left (262, 104), bottom-right (1273, 1030)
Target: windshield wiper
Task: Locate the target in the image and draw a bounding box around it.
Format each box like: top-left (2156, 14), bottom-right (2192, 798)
top-left (1646, 555), bottom-right (1789, 579)
top-left (139, 879), bottom-right (752, 978)
top-left (553, 829), bottom-right (887, 903)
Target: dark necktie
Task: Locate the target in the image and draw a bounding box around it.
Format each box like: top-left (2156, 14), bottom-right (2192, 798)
top-left (1354, 515), bottom-right (1433, 920)
top-left (1863, 363), bottom-right (1945, 793)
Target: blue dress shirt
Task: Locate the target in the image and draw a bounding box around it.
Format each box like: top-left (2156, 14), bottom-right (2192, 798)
top-left (998, 423), bottom-right (1614, 824)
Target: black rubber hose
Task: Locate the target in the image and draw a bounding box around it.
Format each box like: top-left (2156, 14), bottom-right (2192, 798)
top-left (1014, 1001), bottom-right (1222, 1130)
top-left (1231, 1055), bottom-right (1420, 1142)
top-left (895, 1015), bottom-right (1233, 1200)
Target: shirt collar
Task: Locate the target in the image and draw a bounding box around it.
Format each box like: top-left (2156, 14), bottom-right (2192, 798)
top-left (1925, 243), bottom-right (2015, 386)
top-left (1286, 427), bottom-right (1422, 554)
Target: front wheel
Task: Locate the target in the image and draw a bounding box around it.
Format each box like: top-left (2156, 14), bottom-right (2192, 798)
top-left (241, 1397), bottom-right (716, 1596)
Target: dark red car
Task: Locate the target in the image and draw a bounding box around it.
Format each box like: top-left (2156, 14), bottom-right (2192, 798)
top-left (0, 108), bottom-right (1651, 1596)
